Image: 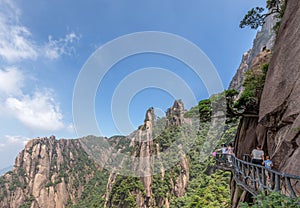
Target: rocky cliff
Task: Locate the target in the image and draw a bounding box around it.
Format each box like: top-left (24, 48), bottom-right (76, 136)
top-left (103, 100), bottom-right (191, 208)
top-left (231, 0), bottom-right (300, 206)
top-left (259, 0), bottom-right (300, 182)
top-left (229, 12), bottom-right (277, 91)
top-left (230, 50), bottom-right (271, 207)
top-left (0, 136), bottom-right (108, 208)
top-left (0, 100), bottom-right (192, 208)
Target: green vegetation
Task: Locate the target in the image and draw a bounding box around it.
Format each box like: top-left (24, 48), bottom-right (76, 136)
top-left (68, 169), bottom-right (109, 207)
top-left (185, 89), bottom-right (239, 121)
top-left (170, 109), bottom-right (238, 207)
top-left (108, 176), bottom-right (145, 207)
top-left (198, 99), bottom-right (212, 122)
top-left (240, 7), bottom-right (265, 29)
top-left (8, 172), bottom-right (22, 191)
top-left (152, 172), bottom-right (173, 204)
top-left (170, 92), bottom-right (238, 207)
top-left (45, 178), bottom-right (62, 188)
top-left (20, 195), bottom-right (35, 208)
top-left (171, 170), bottom-right (231, 208)
top-left (0, 177), bottom-right (8, 201)
top-left (240, 191), bottom-right (300, 208)
top-left (240, 0), bottom-right (287, 31)
top-left (158, 93), bottom-right (238, 207)
top-left (154, 125), bottom-right (181, 152)
top-left (234, 63), bottom-right (269, 114)
top-left (103, 92), bottom-right (239, 207)
top-left (66, 145), bottom-right (109, 207)
top-left (0, 91), bottom-right (241, 208)
top-left (272, 0), bottom-right (287, 33)
top-left (37, 144), bottom-right (107, 208)
top-left (0, 91), bottom-right (242, 207)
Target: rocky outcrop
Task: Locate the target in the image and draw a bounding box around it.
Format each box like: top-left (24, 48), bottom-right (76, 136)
top-left (229, 50), bottom-right (252, 92)
top-left (259, 0), bottom-right (300, 177)
top-left (138, 108), bottom-right (154, 201)
top-left (104, 101), bottom-right (190, 208)
top-left (166, 100), bottom-right (186, 126)
top-left (0, 136), bottom-right (105, 208)
top-left (0, 166), bottom-right (13, 176)
top-left (231, 0), bottom-right (300, 206)
top-left (232, 49), bottom-right (272, 156)
top-left (229, 13), bottom-right (277, 91)
top-left (230, 50), bottom-right (272, 207)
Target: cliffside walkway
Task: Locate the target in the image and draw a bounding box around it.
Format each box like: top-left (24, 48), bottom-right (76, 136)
top-left (215, 153), bottom-right (300, 198)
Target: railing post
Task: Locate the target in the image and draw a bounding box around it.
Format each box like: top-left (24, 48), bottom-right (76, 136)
top-left (247, 162), bottom-right (250, 187)
top-left (252, 166), bottom-right (257, 191)
top-left (215, 153), bottom-right (300, 198)
top-left (242, 163), bottom-right (247, 185)
top-left (285, 176), bottom-right (296, 198)
top-left (275, 174), bottom-right (281, 191)
top-left (269, 172), bottom-right (274, 191)
top-left (256, 166), bottom-right (269, 194)
top-left (256, 166), bottom-right (263, 192)
top-left (262, 167), bottom-right (265, 190)
top-left (237, 160), bottom-right (240, 177)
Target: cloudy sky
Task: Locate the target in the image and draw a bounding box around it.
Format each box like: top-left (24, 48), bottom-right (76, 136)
top-left (0, 0), bottom-right (264, 169)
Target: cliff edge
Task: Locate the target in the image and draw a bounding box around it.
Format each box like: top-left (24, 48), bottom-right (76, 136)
top-left (231, 0), bottom-right (300, 206)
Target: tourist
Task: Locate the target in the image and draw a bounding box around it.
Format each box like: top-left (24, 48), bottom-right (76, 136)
top-left (263, 155), bottom-right (273, 180)
top-left (219, 144), bottom-right (227, 154)
top-left (227, 143), bottom-right (234, 155)
top-left (212, 149), bottom-right (217, 157)
top-left (251, 145), bottom-right (264, 165)
top-left (218, 144), bottom-right (227, 163)
top-left (226, 143), bottom-right (234, 164)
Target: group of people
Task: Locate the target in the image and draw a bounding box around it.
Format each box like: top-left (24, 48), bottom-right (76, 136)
top-left (211, 143), bottom-right (234, 155)
top-left (251, 145), bottom-right (273, 179)
top-left (212, 143), bottom-right (235, 165)
top-left (213, 143), bottom-right (274, 179)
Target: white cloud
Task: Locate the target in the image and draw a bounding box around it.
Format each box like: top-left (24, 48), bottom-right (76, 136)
top-left (0, 1), bottom-right (76, 134)
top-left (44, 32), bottom-right (80, 60)
top-left (5, 135), bottom-right (29, 146)
top-left (0, 1), bottom-right (79, 62)
top-left (0, 67), bottom-right (69, 133)
top-left (0, 1), bottom-right (38, 62)
top-left (5, 90), bottom-right (65, 131)
top-left (0, 135), bottom-right (29, 150)
top-left (66, 123), bottom-right (76, 134)
top-left (0, 67), bottom-right (24, 96)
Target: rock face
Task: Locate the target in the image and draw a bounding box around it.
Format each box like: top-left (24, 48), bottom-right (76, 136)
top-left (0, 100), bottom-right (191, 208)
top-left (229, 50), bottom-right (252, 92)
top-left (166, 100), bottom-right (186, 126)
top-left (232, 49), bottom-right (272, 157)
top-left (0, 136), bottom-right (103, 208)
top-left (259, 0), bottom-right (300, 178)
top-left (231, 0), bottom-right (300, 206)
top-left (104, 101), bottom-right (190, 208)
top-left (229, 13), bottom-right (277, 91)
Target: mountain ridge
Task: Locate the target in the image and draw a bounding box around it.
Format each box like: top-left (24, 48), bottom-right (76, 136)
top-left (0, 97), bottom-right (238, 207)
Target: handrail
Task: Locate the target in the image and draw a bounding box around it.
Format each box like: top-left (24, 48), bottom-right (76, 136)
top-left (215, 153), bottom-right (300, 198)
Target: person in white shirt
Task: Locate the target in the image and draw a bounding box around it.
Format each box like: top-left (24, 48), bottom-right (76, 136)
top-left (218, 144), bottom-right (227, 163)
top-left (251, 145), bottom-right (264, 165)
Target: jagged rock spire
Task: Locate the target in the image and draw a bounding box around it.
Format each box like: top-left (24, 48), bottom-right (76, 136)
top-left (166, 99), bottom-right (186, 126)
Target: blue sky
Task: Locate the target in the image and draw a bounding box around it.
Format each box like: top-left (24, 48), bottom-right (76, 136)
top-left (0, 0), bottom-right (264, 169)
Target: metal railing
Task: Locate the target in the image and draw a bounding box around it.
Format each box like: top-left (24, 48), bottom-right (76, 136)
top-left (215, 153), bottom-right (300, 198)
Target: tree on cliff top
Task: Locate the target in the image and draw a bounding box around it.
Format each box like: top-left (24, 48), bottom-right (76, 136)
top-left (240, 0), bottom-right (286, 29)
